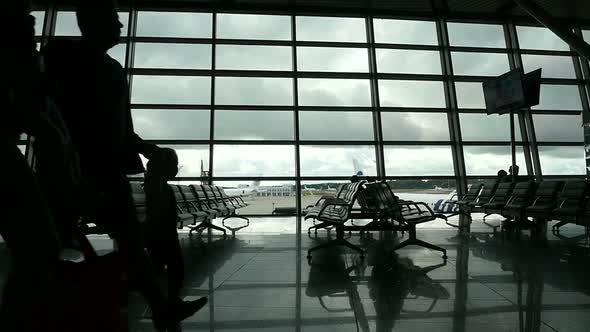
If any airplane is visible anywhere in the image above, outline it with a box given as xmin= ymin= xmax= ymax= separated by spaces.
xmin=222 ymin=180 xmax=261 ymax=197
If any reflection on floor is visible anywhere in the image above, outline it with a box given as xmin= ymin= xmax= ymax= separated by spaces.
xmin=2 ymin=216 xmax=590 ymax=332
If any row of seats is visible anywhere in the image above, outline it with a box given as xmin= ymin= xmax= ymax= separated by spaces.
xmin=447 ymin=179 xmax=590 ymax=233
xmin=305 ymin=181 xmax=447 ymax=261
xmin=130 ymin=183 xmax=250 ymax=237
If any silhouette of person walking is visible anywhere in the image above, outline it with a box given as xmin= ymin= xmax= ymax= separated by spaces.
xmin=0 ymin=1 xmax=61 ymax=330
xmin=43 ymin=1 xmax=206 ymax=330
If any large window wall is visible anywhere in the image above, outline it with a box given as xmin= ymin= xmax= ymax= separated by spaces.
xmin=29 ymin=6 xmax=590 ymax=215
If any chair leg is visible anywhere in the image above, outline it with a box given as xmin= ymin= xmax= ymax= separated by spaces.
xmin=222 ymin=214 xmax=250 ymax=236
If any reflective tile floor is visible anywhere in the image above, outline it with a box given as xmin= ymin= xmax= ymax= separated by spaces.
xmin=2 ymin=215 xmax=590 ymax=332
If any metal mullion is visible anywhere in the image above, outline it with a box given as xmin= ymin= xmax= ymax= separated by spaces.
xmin=536 ymin=142 xmax=585 ymax=146
xmin=213 ymin=140 xmax=296 ymax=145
xmin=295 ymin=41 xmax=368 ymax=48
xmin=144 ymin=140 xmax=210 ymax=145
xmin=377 ymin=73 xmax=445 ymax=81
xmin=298 ymin=141 xmax=376 ymax=146
xmin=371 ymin=43 xmax=440 ymax=51
xmin=292 ymin=14 xmax=302 ymax=220
xmin=437 ymin=18 xmax=467 ymax=216
xmin=382 ymin=141 xmax=451 ymax=145
xmin=505 ymin=20 xmax=535 ymax=178
xmin=297 ymin=72 xmax=370 ymax=79
xmin=518 ymin=49 xmax=576 ymax=56
xmin=298 ymin=106 xmax=372 ymax=112
xmin=462 ymin=141 xmax=525 ymax=146
xmin=133 ymin=36 xmax=213 ymax=44
xmin=383 ymin=175 xmax=456 ymax=180
xmin=208 ymin=11 xmax=217 ymax=185
xmin=131 ymin=104 xmax=211 ymax=110
xmin=448 ymin=46 xmax=510 ymax=53
xmin=364 ymin=0 xmax=385 ymax=181
xmin=532 ymin=110 xmax=583 ymax=115
xmin=380 ymin=107 xmax=447 ymax=112
xmin=573 ymin=27 xmax=590 ymax=176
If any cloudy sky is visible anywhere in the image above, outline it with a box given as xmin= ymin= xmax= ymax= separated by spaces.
xmin=32 ymin=11 xmax=588 ymax=179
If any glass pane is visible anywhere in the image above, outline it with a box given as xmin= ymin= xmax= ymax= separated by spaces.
xmin=299 ymin=112 xmax=374 ymax=141
xmin=532 ymin=85 xmax=582 ymax=110
xmin=516 ymin=26 xmax=569 ymax=51
xmin=297 ymin=47 xmax=369 ymax=73
xmin=533 ymin=114 xmax=583 ymax=142
xmin=384 ymin=146 xmax=454 ymax=176
xmin=217 ymin=14 xmax=291 ymax=40
xmin=300 ymin=146 xmax=377 ymax=176
xmin=107 ymin=43 xmax=127 ymax=65
xmin=387 ymin=179 xmax=457 ymax=203
xmin=538 ymin=146 xmax=585 ymax=175
xmin=55 ymin=11 xmax=129 ymax=36
xmin=136 ymin=12 xmax=212 ymax=38
xmin=521 ymin=55 xmax=576 ymax=79
xmin=213 ymin=180 xmax=296 ymax=215
xmin=32 ymin=11 xmax=45 ymax=36
xmin=463 ymin=146 xmax=526 ymax=176
xmin=298 ymin=79 xmax=371 ymax=107
xmin=376 ymin=49 xmax=441 ymax=74
xmin=455 ymin=82 xmax=485 ymax=109
xmin=132 ymin=109 xmax=210 ymax=140
xmin=584 ymin=30 xmax=590 ymax=42
xmin=379 ymin=80 xmax=446 ymax=108
xmin=216 ymin=45 xmax=291 ymax=71
xmin=213 ymin=145 xmax=295 ymax=177
xmin=296 ymin=16 xmax=366 ymax=42
xmin=131 ymin=76 xmax=211 ymax=105
xmin=447 ymin=23 xmax=505 ymax=48
xmin=460 ymin=113 xmax=512 ymax=141
xmin=373 ymin=19 xmax=438 ymax=45
xmin=18 ymin=145 xmax=26 ymax=155
xmin=158 ymin=145 xmax=209 ymax=177
xmin=451 ymin=52 xmax=509 ymax=76
xmin=215 ymin=111 xmax=294 ymax=140
xmin=134 ymin=43 xmax=211 ymax=69
xmin=215 ymin=77 xmax=292 ymax=106
xmin=381 ymin=112 xmax=449 ymax=141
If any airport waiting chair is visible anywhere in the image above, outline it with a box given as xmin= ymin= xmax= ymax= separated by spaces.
xmin=500 ymin=181 xmax=539 ymax=229
xmin=174 ymin=185 xmax=221 ymax=236
xmin=307 ymin=183 xmax=354 ymax=235
xmin=481 ymin=182 xmax=515 ymax=221
xmin=366 ymin=181 xmax=447 ymax=260
xmin=443 ymin=183 xmax=484 ymax=228
xmin=552 ymin=180 xmax=590 ymax=233
xmin=466 ymin=181 xmax=499 ymax=215
xmin=210 ymin=186 xmax=250 ymax=236
xmin=305 ymin=182 xmax=365 ymax=261
xmin=524 ymin=181 xmax=565 ymax=220
xmin=215 ymin=186 xmax=248 ymax=208
xmin=177 ymin=185 xmax=226 ymax=237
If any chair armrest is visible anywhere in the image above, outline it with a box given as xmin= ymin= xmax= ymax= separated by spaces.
xmin=530 ymin=196 xmax=542 ymax=207
xmin=558 ymin=198 xmax=568 ymax=208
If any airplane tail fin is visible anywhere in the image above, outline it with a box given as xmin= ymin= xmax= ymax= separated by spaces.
xmin=353 ymin=158 xmax=363 ymax=176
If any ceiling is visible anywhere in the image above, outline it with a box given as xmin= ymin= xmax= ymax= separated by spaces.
xmin=41 ymin=0 xmax=590 ymax=23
